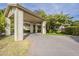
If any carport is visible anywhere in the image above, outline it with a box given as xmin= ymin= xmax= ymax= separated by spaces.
xmin=4 ymin=4 xmax=46 ymax=41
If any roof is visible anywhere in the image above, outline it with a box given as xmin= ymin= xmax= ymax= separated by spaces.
xmin=4 ymin=4 xmax=43 ymax=20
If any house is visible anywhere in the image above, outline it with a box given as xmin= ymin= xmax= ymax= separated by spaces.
xmin=4 ymin=4 xmax=47 ymax=41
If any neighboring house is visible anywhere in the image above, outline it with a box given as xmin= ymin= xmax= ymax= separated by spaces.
xmin=59 ymin=25 xmax=65 ymax=32
xmin=58 ymin=24 xmax=70 ymax=32
xmin=4 ymin=4 xmax=47 ymax=41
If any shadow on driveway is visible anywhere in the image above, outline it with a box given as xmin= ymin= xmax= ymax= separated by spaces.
xmin=69 ymin=36 xmax=79 ymax=43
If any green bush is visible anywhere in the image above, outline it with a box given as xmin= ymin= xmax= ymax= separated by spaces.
xmin=48 ymin=29 xmax=53 ymax=33
xmin=64 ymin=26 xmax=79 ymax=36
xmin=64 ymin=26 xmax=73 ymax=35
xmin=73 ymin=26 xmax=79 ymax=36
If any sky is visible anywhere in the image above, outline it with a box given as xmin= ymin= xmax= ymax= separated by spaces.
xmin=0 ymin=3 xmax=79 ymax=20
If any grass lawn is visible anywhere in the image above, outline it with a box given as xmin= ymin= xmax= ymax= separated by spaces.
xmin=0 ymin=36 xmax=30 ymax=56
xmin=47 ymin=33 xmax=66 ymax=36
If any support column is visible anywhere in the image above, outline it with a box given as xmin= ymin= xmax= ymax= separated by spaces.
xmin=42 ymin=21 xmax=46 ymax=34
xmin=35 ymin=24 xmax=38 ymax=33
xmin=5 ymin=17 xmax=11 ymax=36
xmin=30 ymin=23 xmax=33 ymax=33
xmin=14 ymin=8 xmax=23 ymax=41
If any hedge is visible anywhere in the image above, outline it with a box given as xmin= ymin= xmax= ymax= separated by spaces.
xmin=64 ymin=26 xmax=79 ymax=36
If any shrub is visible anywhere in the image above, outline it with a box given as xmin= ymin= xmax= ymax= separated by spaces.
xmin=64 ymin=26 xmax=79 ymax=36
xmin=64 ymin=26 xmax=73 ymax=35
xmin=72 ymin=26 xmax=79 ymax=36
xmin=48 ymin=29 xmax=53 ymax=33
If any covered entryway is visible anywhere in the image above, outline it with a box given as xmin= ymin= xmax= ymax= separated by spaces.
xmin=4 ymin=4 xmax=47 ymax=41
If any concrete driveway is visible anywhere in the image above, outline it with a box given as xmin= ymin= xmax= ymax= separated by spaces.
xmin=26 ymin=33 xmax=79 ymax=56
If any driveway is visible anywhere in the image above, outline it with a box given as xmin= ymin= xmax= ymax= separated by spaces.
xmin=26 ymin=33 xmax=79 ymax=56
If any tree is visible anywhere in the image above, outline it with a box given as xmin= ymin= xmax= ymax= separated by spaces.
xmin=46 ymin=13 xmax=73 ymax=31
xmin=34 ymin=9 xmax=47 ymax=20
xmin=34 ymin=10 xmax=74 ymax=32
xmin=0 ymin=9 xmax=5 ymax=34
xmin=52 ymin=13 xmax=73 ymax=25
xmin=72 ymin=20 xmax=79 ymax=26
xmin=34 ymin=10 xmax=51 ymax=31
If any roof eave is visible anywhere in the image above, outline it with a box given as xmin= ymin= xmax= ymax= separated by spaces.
xmin=4 ymin=4 xmax=44 ymax=20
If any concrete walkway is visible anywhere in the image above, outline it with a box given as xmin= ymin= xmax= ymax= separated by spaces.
xmin=26 ymin=33 xmax=79 ymax=56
